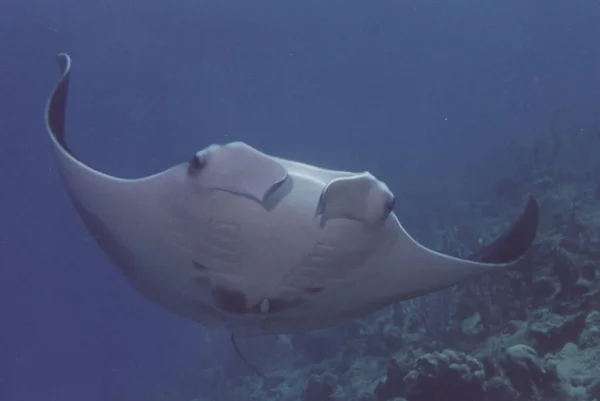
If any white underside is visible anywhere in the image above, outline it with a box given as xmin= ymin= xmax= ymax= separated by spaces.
xmin=52 ymin=141 xmax=515 ymax=334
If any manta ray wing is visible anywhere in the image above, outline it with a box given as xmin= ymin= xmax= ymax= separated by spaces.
xmin=393 ymin=194 xmax=539 ymax=298
xmin=331 ymin=194 xmax=539 ymax=323
xmin=253 ymin=194 xmax=539 ymax=334
xmin=45 ymin=54 xmax=232 ymax=326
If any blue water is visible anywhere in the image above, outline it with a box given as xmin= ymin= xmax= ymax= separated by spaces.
xmin=1 ymin=0 xmax=599 ymax=400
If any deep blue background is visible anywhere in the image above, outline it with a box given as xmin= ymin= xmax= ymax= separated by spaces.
xmin=1 ymin=0 xmax=599 ymax=400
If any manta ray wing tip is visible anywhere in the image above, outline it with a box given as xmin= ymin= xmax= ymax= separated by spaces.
xmin=470 ymin=193 xmax=539 ymax=265
xmin=55 ymin=53 xmax=71 ymax=70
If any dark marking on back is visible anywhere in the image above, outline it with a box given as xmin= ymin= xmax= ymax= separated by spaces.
xmin=305 ymin=287 xmax=324 ymax=294
xmin=211 ymin=285 xmax=248 ymax=315
xmin=71 ymin=197 xmax=137 ymax=278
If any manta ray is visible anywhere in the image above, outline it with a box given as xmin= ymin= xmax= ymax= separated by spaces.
xmin=45 ymin=53 xmax=539 ymax=337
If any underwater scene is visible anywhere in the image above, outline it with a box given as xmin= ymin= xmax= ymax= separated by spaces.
xmin=1 ymin=1 xmax=600 ymax=400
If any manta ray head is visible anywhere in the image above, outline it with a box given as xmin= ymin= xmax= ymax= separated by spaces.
xmin=186 ymin=142 xmax=289 ymax=205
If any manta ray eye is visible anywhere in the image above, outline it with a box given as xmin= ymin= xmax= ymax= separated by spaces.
xmin=187 ymin=154 xmax=206 ymax=174
xmin=386 ymin=197 xmax=396 ymax=212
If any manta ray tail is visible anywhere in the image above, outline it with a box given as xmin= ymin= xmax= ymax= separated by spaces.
xmin=230 ymin=333 xmax=267 ymax=379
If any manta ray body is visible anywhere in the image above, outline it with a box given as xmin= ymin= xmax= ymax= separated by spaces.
xmin=45 ymin=54 xmax=539 ymax=335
